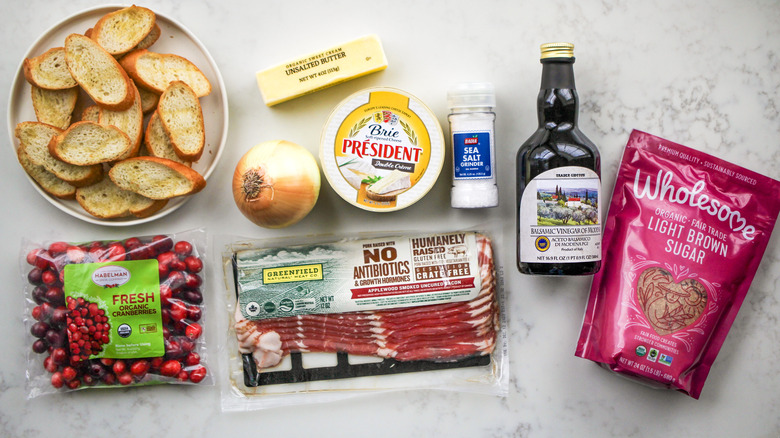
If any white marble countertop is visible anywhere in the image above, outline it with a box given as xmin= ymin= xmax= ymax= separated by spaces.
xmin=2 ymin=0 xmax=779 ymax=436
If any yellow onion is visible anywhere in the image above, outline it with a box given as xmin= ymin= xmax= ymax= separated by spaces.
xmin=232 ymin=140 xmax=321 ymax=228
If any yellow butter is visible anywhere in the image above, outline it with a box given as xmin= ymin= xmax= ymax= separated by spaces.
xmin=256 ymin=35 xmax=388 ymax=106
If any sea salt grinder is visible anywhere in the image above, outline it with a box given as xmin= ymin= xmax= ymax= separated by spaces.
xmin=447 ymin=82 xmax=499 ymax=208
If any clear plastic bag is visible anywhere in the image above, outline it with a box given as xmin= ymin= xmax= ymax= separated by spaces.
xmin=22 ymin=228 xmax=211 ymax=398
xmin=217 ymin=228 xmax=508 ymax=411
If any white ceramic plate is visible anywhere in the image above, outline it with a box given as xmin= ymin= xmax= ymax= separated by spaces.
xmin=7 ymin=5 xmax=229 ymax=226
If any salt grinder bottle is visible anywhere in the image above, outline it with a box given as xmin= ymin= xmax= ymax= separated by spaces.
xmin=447 ymin=83 xmax=499 ymax=208
xmin=516 ymin=43 xmax=602 ymax=275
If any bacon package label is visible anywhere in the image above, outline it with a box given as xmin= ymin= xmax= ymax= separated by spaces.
xmin=234 ymin=232 xmax=483 ymax=320
xmin=575 ymin=130 xmax=780 ymax=399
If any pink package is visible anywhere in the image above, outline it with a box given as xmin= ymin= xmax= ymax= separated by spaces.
xmin=575 ymin=130 xmax=780 ymax=398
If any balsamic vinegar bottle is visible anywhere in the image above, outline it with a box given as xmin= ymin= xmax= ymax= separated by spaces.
xmin=516 ymin=43 xmax=602 ymax=276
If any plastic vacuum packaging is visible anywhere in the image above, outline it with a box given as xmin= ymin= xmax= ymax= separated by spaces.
xmin=22 ymin=229 xmax=211 ymax=398
xmin=576 ymin=130 xmax=780 ymax=398
xmin=218 ymin=229 xmax=508 ymax=410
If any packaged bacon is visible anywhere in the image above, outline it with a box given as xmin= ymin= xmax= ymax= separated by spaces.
xmin=576 ymin=130 xmax=780 ymax=398
xmin=22 ymin=229 xmax=211 ymax=397
xmin=219 ymin=230 xmax=507 ymax=410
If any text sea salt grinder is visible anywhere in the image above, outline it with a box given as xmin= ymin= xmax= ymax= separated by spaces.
xmin=516 ymin=43 xmax=602 ymax=275
xmin=447 ymin=83 xmax=499 ymax=208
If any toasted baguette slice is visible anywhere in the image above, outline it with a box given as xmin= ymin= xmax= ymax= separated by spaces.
xmin=76 ymin=176 xmax=167 ymax=218
xmin=23 ymin=47 xmax=78 ymax=90
xmin=64 ymin=33 xmax=134 ymax=110
xmin=15 ymin=122 xmax=103 ymax=187
xmin=91 ymin=6 xmax=156 ymax=56
xmin=31 ymin=85 xmax=79 ymax=129
xmin=145 ymin=111 xmax=190 ymax=165
xmin=120 ymin=49 xmax=211 ymax=97
xmin=17 ymin=146 xmax=76 ymax=199
xmin=137 ymin=83 xmax=159 ymax=113
xmin=49 ymin=121 xmax=133 ymax=165
xmin=99 ymin=83 xmax=143 ymax=157
xmin=81 ymin=105 xmax=100 ymax=122
xmin=134 ymin=23 xmax=160 ymax=51
xmin=109 ymin=156 xmax=206 ymax=199
xmin=157 ymin=81 xmax=205 ymax=161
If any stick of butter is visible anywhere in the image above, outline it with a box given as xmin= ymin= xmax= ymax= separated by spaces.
xmin=256 ymin=35 xmax=388 ymax=107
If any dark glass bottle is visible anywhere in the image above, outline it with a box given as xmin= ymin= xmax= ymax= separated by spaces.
xmin=516 ymin=43 xmax=602 ymax=276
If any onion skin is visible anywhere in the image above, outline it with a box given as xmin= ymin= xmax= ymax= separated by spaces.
xmin=232 ymin=140 xmax=321 ymax=228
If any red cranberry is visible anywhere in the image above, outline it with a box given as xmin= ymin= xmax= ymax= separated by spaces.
xmin=157 ymin=251 xmax=177 ymax=267
xmin=184 ymin=273 xmax=202 ymax=289
xmin=28 ymin=267 xmax=43 ymax=285
xmin=101 ymin=373 xmax=117 ymax=385
xmin=185 ymin=323 xmax=202 ymax=340
xmin=31 ymin=321 xmax=50 ymax=338
xmin=41 ymin=269 xmax=58 ymax=286
xmin=169 ymin=301 xmax=188 ymax=322
xmin=48 ymin=241 xmax=68 ymax=256
xmin=82 ymin=374 xmax=97 ymax=386
xmin=159 ymin=359 xmax=182 ymax=377
xmin=150 ymin=357 xmax=164 ymax=369
xmin=66 ymin=378 xmax=81 ymax=389
xmin=151 ymin=235 xmax=174 ymax=254
xmin=130 ymin=359 xmax=150 ymax=376
xmin=45 ymin=287 xmax=65 ymax=306
xmin=100 ymin=358 xmax=115 ymax=366
xmin=166 ymin=271 xmax=185 ymax=290
xmin=26 ymin=248 xmax=45 ymax=266
xmin=32 ymin=339 xmax=49 ymax=353
xmin=174 ymin=241 xmax=193 ymax=257
xmin=184 ymin=256 xmax=203 ymax=273
xmin=179 ymin=337 xmax=195 ymax=353
xmin=158 ymin=263 xmax=170 ymax=278
xmin=113 ymin=360 xmax=127 ymax=375
xmin=51 ymin=372 xmax=64 ymax=388
xmin=61 ymin=366 xmax=77 ymax=381
xmin=51 ymin=348 xmax=68 ymax=364
xmin=45 ymin=329 xmax=65 ymax=348
xmin=104 ymin=243 xmax=126 ymax=262
xmin=124 ymin=237 xmax=142 ymax=251
xmin=66 ymin=246 xmax=86 ymax=264
xmin=50 ymin=307 xmax=68 ymax=327
xmin=176 ymin=370 xmax=189 ymax=381
xmin=44 ymin=355 xmax=58 ymax=373
xmin=186 ymin=305 xmax=202 ymax=322
xmin=88 ymin=362 xmax=106 ymax=377
xmin=31 ymin=285 xmax=47 ymax=304
xmin=184 ymin=352 xmax=200 ymax=366
xmin=117 ymin=372 xmax=133 ymax=385
xmin=87 ymin=246 xmax=106 ymax=262
xmin=189 ymin=366 xmax=207 ymax=383
xmin=164 ymin=339 xmax=183 ymax=359
xmin=182 ymin=289 xmax=203 ymax=305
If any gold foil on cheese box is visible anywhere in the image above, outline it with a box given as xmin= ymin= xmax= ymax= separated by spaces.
xmin=320 ymin=87 xmax=444 ymax=212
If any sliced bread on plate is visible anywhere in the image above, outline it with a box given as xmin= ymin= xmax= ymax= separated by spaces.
xmin=49 ymin=121 xmax=133 ymax=166
xmin=16 ymin=121 xmax=103 ymax=187
xmin=109 ymin=156 xmax=205 ymax=199
xmin=23 ymin=47 xmax=78 ymax=90
xmin=64 ymin=33 xmax=134 ymax=110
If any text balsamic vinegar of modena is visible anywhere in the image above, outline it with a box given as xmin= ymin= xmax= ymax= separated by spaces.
xmin=516 ymin=43 xmax=602 ymax=276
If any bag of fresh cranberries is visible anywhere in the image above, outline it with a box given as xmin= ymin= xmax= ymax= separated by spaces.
xmin=22 ymin=229 xmax=211 ymax=397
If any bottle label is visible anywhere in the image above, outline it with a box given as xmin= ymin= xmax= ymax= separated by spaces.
xmin=519 ymin=166 xmax=602 ymax=263
xmin=452 ymin=131 xmax=493 ymax=179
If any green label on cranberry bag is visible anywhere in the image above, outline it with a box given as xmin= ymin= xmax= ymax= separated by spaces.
xmin=63 ymin=260 xmax=164 ymax=360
